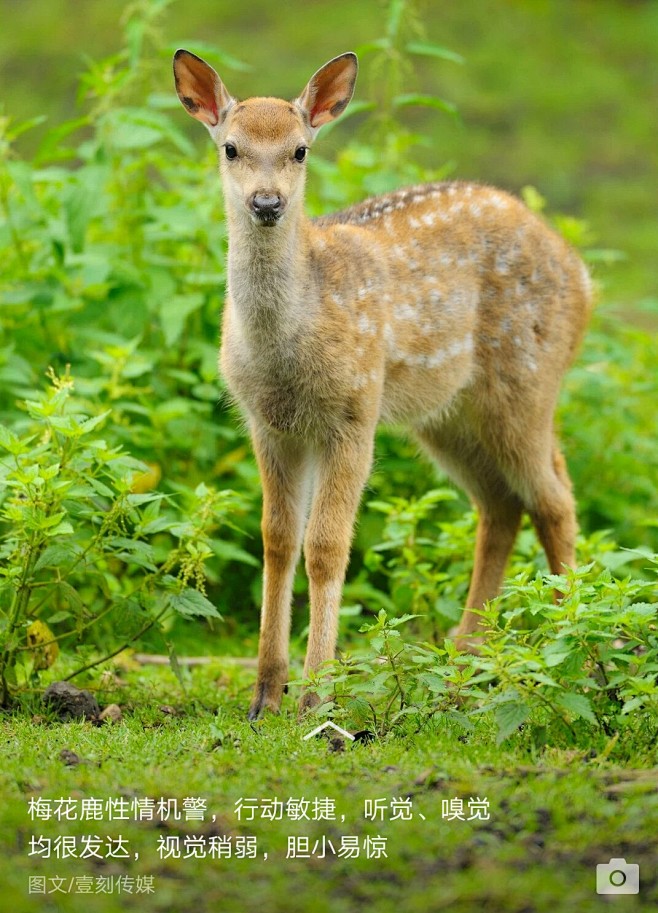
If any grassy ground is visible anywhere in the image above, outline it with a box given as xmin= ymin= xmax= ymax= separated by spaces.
xmin=1 ymin=662 xmax=656 ymax=913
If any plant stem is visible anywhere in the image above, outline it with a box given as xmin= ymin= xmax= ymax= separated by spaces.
xmin=63 ymin=604 xmax=172 ymax=682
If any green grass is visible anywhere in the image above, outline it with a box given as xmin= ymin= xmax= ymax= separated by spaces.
xmin=1 ymin=664 xmax=656 ymax=913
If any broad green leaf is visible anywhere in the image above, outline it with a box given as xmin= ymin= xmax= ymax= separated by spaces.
xmin=160 ymin=294 xmax=205 ymax=347
xmin=556 ymin=692 xmax=598 ymax=724
xmin=393 ymin=94 xmax=459 ymax=117
xmin=495 ymin=700 xmax=530 ymax=744
xmin=0 ymin=425 xmax=24 ymax=454
xmin=406 ymin=41 xmax=465 ymax=65
xmin=169 ymin=588 xmax=222 ymax=619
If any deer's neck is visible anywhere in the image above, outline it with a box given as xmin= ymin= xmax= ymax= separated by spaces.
xmin=226 ymin=208 xmax=312 ymax=339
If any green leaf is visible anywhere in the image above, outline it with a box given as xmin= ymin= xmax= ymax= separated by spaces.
xmin=159 ymin=294 xmax=205 ymax=347
xmin=64 ymin=165 xmax=107 ymax=253
xmin=0 ymin=425 xmax=29 ymax=454
xmin=107 ymin=537 xmax=157 ymax=571
xmin=6 ymin=114 xmax=48 ymax=142
xmin=34 ymin=116 xmax=90 ymax=165
xmin=621 ymin=696 xmax=646 ymax=715
xmin=78 ymin=411 xmax=111 ymax=435
xmin=406 ymin=41 xmax=465 ymax=65
xmin=51 ymin=580 xmax=85 ymax=614
xmin=354 ymin=39 xmax=390 ymax=55
xmin=556 ymin=692 xmax=598 ymax=724
xmin=101 ymin=108 xmax=182 ymax=151
xmin=495 ymin=700 xmax=530 ymax=744
xmin=167 ymin=639 xmax=186 ymax=689
xmin=45 ymin=611 xmax=73 ymax=625
xmin=34 ymin=544 xmax=78 ymax=573
xmin=212 ymin=540 xmax=260 ymax=568
xmin=169 ymin=588 xmax=222 ymax=619
xmin=388 ymin=613 xmax=422 ymax=627
xmin=542 ymin=640 xmax=574 ymax=667
xmin=45 ymin=520 xmax=74 ymax=538
xmin=393 ymin=94 xmax=459 ymax=117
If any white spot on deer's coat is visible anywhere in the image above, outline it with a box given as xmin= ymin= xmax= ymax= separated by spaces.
xmin=391 ymin=334 xmax=473 ymax=371
xmin=495 ymin=251 xmax=511 ymax=275
xmin=357 ymin=313 xmax=372 ymax=334
xmin=393 ymin=303 xmax=416 ymax=321
xmin=489 ymin=194 xmax=509 ymax=210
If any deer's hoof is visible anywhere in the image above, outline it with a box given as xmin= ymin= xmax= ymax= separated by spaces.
xmin=297 ymin=689 xmax=321 ymax=718
xmin=247 ymin=678 xmax=286 ymax=720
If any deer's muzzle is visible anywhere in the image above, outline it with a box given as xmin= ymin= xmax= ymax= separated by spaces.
xmin=249 ymin=192 xmax=285 ymax=226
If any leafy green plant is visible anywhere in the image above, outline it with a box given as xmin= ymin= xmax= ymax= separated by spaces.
xmin=363 ymin=489 xmax=470 ymax=638
xmin=0 ymin=368 xmax=244 ymax=703
xmin=302 ymin=534 xmax=657 ymax=747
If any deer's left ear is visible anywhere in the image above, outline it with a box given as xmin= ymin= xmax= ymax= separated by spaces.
xmin=173 ymin=49 xmax=234 ymax=131
xmin=296 ymin=53 xmax=358 ymax=133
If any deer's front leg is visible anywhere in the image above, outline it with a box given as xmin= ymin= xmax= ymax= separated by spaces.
xmin=300 ymin=433 xmax=374 ymax=713
xmin=249 ymin=430 xmax=311 ymax=720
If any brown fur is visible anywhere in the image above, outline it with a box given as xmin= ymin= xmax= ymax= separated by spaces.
xmin=173 ymin=50 xmax=593 ymax=719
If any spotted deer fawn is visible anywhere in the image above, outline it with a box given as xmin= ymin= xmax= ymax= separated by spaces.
xmin=173 ymin=49 xmax=593 ymax=719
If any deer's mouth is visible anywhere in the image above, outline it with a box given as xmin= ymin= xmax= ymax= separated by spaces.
xmin=253 ymin=210 xmax=282 ymax=227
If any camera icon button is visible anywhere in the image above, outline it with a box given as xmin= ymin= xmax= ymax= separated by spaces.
xmin=596 ymin=858 xmax=640 ymax=895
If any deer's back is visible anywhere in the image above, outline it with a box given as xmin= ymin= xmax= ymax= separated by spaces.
xmin=312 ymin=181 xmax=592 ymax=427
xmin=222 ymin=181 xmax=592 ymax=439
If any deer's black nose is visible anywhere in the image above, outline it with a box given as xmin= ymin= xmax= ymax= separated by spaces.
xmin=250 ymin=193 xmax=284 ymax=223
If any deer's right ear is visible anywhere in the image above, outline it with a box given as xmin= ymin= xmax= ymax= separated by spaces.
xmin=173 ymin=49 xmax=234 ymax=130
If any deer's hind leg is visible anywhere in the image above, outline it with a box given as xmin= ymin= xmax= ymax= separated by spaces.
xmin=415 ymin=422 xmax=524 ymax=651
xmin=518 ymin=438 xmax=578 ymax=578
xmin=473 ymin=416 xmax=579 ymax=603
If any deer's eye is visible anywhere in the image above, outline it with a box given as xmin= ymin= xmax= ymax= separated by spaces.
xmin=294 ymin=146 xmax=307 ymax=163
xmin=225 ymin=144 xmax=238 ymax=160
